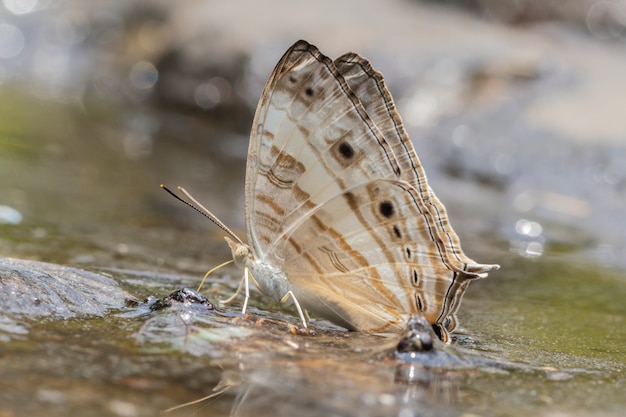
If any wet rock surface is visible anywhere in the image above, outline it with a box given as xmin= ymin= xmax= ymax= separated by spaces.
xmin=0 ymin=257 xmax=131 ymax=338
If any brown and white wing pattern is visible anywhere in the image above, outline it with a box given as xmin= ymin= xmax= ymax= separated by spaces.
xmin=334 ymin=53 xmax=489 ymax=275
xmin=244 ymin=40 xmax=498 ymax=334
xmin=282 ymin=179 xmax=473 ymax=333
xmin=245 ymin=40 xmax=400 ymax=262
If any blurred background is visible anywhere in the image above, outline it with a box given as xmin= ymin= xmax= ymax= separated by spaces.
xmin=1 ymin=0 xmax=626 ymax=272
xmin=2 ymin=1 xmax=626 ymax=416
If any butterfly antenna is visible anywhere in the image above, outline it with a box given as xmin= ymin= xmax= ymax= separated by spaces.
xmin=160 ymin=184 xmax=244 ymax=245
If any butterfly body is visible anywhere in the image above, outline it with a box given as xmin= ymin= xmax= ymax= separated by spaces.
xmin=225 ymin=237 xmax=290 ymax=304
xmin=225 ymin=40 xmax=498 ymax=337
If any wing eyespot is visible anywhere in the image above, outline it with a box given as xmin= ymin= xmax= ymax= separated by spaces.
xmin=416 ymin=294 xmax=424 ymax=312
xmin=338 ymin=141 xmax=355 ymax=159
xmin=379 ymin=200 xmax=394 ymax=218
xmin=412 ymin=269 xmax=419 ymax=286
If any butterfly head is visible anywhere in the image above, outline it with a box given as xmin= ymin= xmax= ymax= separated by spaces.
xmin=224 ymin=236 xmax=252 ymax=268
xmin=224 ymin=236 xmax=291 ymax=303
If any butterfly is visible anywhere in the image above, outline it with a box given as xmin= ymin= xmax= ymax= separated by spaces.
xmin=170 ymin=40 xmax=499 ymax=340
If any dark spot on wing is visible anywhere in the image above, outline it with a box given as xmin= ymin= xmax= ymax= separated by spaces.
xmin=416 ymin=294 xmax=424 ymax=311
xmin=338 ymin=141 xmax=354 ymax=159
xmin=305 ymin=87 xmax=314 ymax=97
xmin=412 ymin=269 xmax=419 ymax=286
xmin=344 ymin=191 xmax=358 ymax=210
xmin=432 ymin=324 xmax=445 ymax=342
xmin=393 ymin=224 xmax=402 ymax=239
xmin=379 ymin=200 xmax=394 ymax=218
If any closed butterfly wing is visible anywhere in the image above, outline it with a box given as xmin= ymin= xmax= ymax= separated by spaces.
xmin=244 ymin=40 xmax=498 ymax=334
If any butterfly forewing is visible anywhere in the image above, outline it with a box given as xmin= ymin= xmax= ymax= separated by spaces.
xmin=246 ymin=41 xmax=401 ymax=263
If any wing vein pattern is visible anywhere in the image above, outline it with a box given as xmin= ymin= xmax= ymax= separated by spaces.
xmin=243 ymin=40 xmax=498 ymax=333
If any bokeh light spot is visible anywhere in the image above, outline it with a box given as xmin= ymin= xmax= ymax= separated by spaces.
xmin=0 ymin=24 xmax=25 ymax=58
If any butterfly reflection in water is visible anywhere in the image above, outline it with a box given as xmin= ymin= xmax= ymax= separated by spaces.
xmin=166 ymin=40 xmax=499 ymax=342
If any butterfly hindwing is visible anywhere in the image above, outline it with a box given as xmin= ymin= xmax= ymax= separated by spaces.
xmin=282 ymin=179 xmax=471 ymax=332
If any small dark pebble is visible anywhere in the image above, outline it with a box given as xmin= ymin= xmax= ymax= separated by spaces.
xmin=150 ymin=288 xmax=215 ymax=311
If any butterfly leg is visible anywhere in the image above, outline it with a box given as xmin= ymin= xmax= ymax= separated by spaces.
xmin=241 ymin=266 xmax=251 ymax=315
xmin=280 ymin=290 xmax=308 ymax=329
xmin=219 ymin=272 xmax=245 ymax=305
xmin=218 ymin=267 xmax=252 ymax=316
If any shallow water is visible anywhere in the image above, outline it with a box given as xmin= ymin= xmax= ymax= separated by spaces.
xmin=1 ymin=88 xmax=625 ymax=417
xmin=0 ymin=251 xmax=624 ymax=416
xmin=2 ymin=2 xmax=626 ymax=416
